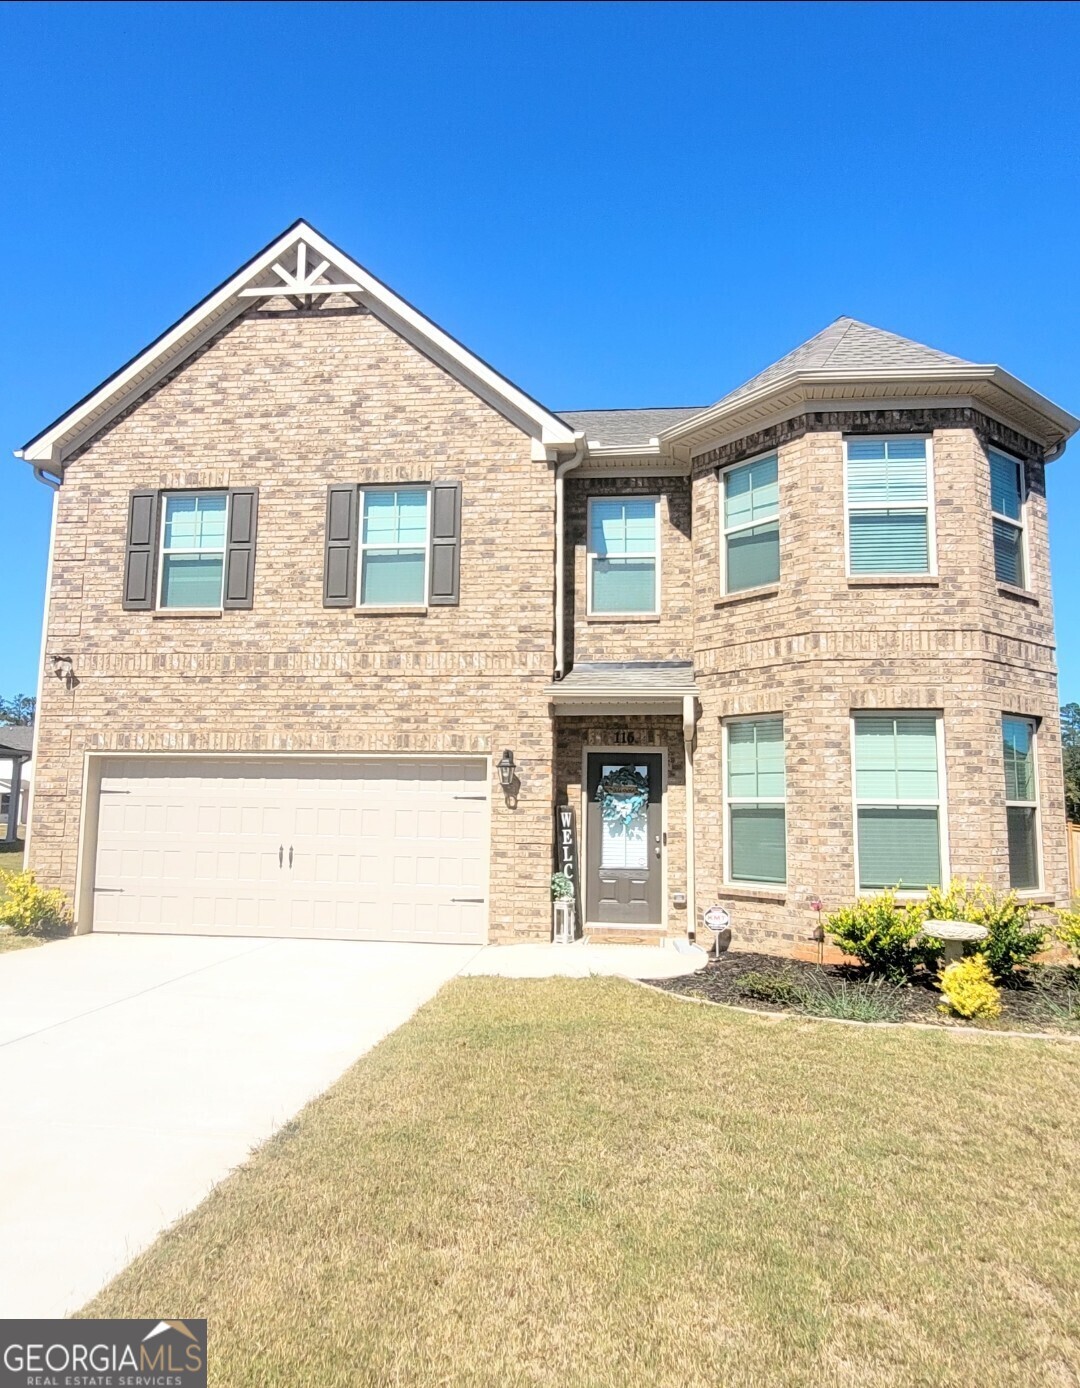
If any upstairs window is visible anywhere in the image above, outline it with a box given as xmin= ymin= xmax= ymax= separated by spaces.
xmin=1002 ymin=716 xmax=1040 ymax=890
xmin=853 ymin=713 xmax=944 ymax=891
xmin=159 ymin=493 xmax=228 ymax=609
xmin=722 ymin=454 xmax=779 ymax=593
xmin=587 ymin=498 xmax=658 ymax=615
xmin=359 ymin=488 xmax=430 ymax=606
xmin=989 ymin=449 xmax=1026 ymax=587
xmin=724 ymin=716 xmax=787 ymax=885
xmin=845 ymin=438 xmax=933 ymax=576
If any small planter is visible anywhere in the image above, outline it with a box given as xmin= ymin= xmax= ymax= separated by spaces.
xmin=553 ymin=898 xmax=576 ymax=945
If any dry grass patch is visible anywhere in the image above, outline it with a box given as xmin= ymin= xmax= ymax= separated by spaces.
xmin=84 ymin=978 xmax=1080 ymax=1387
xmin=0 ymin=931 xmax=41 ymax=953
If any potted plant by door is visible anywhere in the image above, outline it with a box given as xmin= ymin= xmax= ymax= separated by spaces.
xmin=551 ymin=872 xmax=576 ymax=944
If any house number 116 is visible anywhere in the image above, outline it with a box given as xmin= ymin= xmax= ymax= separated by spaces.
xmin=612 ymin=730 xmax=637 ymax=745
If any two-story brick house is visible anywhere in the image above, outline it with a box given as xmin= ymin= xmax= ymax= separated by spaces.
xmin=16 ymin=221 xmax=1077 ymax=954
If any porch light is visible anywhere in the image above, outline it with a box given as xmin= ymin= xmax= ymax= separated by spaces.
xmin=497 ymin=749 xmax=516 ymax=789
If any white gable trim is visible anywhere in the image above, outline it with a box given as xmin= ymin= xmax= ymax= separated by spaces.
xmin=18 ymin=220 xmax=576 ymax=467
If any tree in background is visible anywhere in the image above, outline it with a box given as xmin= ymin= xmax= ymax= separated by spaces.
xmin=1062 ymin=702 xmax=1080 ymax=823
xmin=0 ymin=695 xmax=35 ymax=727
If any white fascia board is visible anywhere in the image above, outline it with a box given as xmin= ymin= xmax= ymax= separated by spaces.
xmin=22 ymin=221 xmax=576 ymax=465
xmin=661 ymin=366 xmax=1078 ymax=457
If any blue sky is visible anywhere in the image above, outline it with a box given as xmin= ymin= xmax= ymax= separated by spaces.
xmin=2 ymin=0 xmax=1078 ymax=699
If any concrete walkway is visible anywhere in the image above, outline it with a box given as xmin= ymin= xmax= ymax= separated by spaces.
xmin=0 ymin=933 xmax=481 ymax=1318
xmin=462 ymin=938 xmax=708 ymax=979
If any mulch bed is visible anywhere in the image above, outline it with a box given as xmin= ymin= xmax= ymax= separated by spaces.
xmin=647 ymin=949 xmax=1080 ymax=1032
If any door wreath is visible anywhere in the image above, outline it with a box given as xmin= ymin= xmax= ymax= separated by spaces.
xmin=595 ymin=766 xmax=649 ymax=825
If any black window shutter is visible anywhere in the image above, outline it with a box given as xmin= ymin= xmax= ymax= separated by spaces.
xmin=223 ymin=488 xmax=259 ymax=609
xmin=324 ymin=485 xmax=359 ymax=606
xmin=123 ymin=491 xmax=160 ymax=610
xmin=429 ymin=481 xmax=462 ymax=606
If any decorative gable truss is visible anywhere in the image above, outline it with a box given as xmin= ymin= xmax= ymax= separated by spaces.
xmin=238 ymin=239 xmax=366 ymax=310
xmin=18 ymin=220 xmax=579 ymax=479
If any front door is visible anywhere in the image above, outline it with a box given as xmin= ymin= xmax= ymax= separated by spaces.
xmin=585 ymin=752 xmax=663 ymax=926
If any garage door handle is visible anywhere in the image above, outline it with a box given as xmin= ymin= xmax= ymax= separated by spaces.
xmin=279 ymin=844 xmax=283 ymax=867
xmin=452 ymin=897 xmax=484 ymax=903
xmin=454 ymin=795 xmax=487 ymax=800
xmin=289 ymin=846 xmax=294 ymax=868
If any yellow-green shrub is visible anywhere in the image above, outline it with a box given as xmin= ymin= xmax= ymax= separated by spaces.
xmin=915 ymin=881 xmax=1044 ymax=982
xmin=1056 ymin=909 xmax=1080 ymax=961
xmin=0 ymin=868 xmax=72 ymax=938
xmin=939 ymin=953 xmax=1002 ymax=1020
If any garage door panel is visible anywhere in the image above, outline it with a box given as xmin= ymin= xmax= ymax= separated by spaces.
xmin=93 ymin=757 xmax=489 ymax=943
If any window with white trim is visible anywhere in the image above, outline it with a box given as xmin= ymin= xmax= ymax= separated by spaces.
xmin=853 ymin=713 xmax=944 ymax=891
xmin=1002 ymin=716 xmax=1040 ymax=890
xmin=159 ymin=492 xmax=228 ymax=609
xmin=724 ymin=716 xmax=787 ymax=885
xmin=359 ymin=488 xmax=430 ymax=606
xmin=587 ymin=497 xmax=658 ymax=614
xmin=845 ymin=438 xmax=933 ymax=575
xmin=722 ymin=454 xmax=779 ymax=593
xmin=990 ymin=449 xmax=1026 ymax=587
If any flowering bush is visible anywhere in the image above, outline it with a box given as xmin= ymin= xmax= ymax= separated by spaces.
xmin=939 ymin=953 xmax=1002 ymax=1020
xmin=0 ymin=868 xmax=72 ymax=938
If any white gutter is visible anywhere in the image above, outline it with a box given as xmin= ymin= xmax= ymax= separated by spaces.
xmin=683 ymin=693 xmax=699 ymax=941
xmin=553 ymin=433 xmax=587 ymax=680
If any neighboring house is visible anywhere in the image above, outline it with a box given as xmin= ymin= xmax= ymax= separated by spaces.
xmin=0 ymin=726 xmax=33 ymax=843
xmin=14 ymin=220 xmax=1077 ymax=953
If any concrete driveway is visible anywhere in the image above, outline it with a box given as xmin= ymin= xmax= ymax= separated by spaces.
xmin=0 ymin=933 xmax=481 ymax=1317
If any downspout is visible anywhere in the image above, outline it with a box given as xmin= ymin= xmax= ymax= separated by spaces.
xmin=554 ymin=432 xmax=587 ymax=681
xmin=683 ymin=693 xmax=699 ymax=941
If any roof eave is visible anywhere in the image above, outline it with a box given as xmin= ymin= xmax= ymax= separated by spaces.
xmin=657 ymin=366 xmax=1078 ymax=456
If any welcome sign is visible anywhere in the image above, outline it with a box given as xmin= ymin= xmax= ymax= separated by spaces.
xmin=555 ymin=800 xmax=579 ymax=908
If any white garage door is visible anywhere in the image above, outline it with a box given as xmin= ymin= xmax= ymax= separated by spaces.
xmin=92 ymin=757 xmax=490 ymax=943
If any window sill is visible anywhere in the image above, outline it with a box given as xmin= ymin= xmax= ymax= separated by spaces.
xmin=997 ymin=583 xmax=1039 ymax=605
xmin=847 ymin=575 xmax=939 ymax=588
xmin=586 ymin=613 xmax=661 ymax=624
xmin=1016 ymin=891 xmax=1055 ymax=905
xmin=151 ymin=609 xmax=223 ymax=619
xmin=720 ymin=885 xmax=786 ymax=904
xmin=353 ymin=606 xmax=429 ymax=617
xmin=714 ymin=584 xmax=779 ymax=608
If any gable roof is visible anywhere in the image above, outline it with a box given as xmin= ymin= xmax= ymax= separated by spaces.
xmin=558 ymin=407 xmax=707 ymax=449
xmin=18 ymin=220 xmax=577 ymax=472
xmin=658 ymin=316 xmax=1078 ymax=457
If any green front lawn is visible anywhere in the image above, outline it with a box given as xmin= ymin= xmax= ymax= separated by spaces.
xmin=84 ymin=979 xmax=1080 ymax=1387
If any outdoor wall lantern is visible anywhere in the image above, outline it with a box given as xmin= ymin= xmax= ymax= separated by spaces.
xmin=497 ymin=749 xmax=516 ymax=790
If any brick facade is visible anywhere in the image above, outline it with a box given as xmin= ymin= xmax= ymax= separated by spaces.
xmin=30 ymin=301 xmax=557 ymax=942
xmin=28 ymin=297 xmax=1071 ymax=956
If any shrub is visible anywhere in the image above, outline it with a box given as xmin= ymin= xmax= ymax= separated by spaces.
xmin=796 ymin=975 xmax=906 ymax=1024
xmin=0 ymin=868 xmax=72 ymax=938
xmin=737 ymin=970 xmax=801 ymax=1006
xmin=550 ymin=872 xmax=574 ymax=902
xmin=917 ymin=882 xmax=1045 ymax=983
xmin=938 ymin=953 xmax=1002 ymax=1020
xmin=1031 ymin=975 xmax=1080 ymax=1028
xmin=825 ymin=891 xmax=934 ymax=981
xmin=1055 ymin=909 xmax=1080 ymax=961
